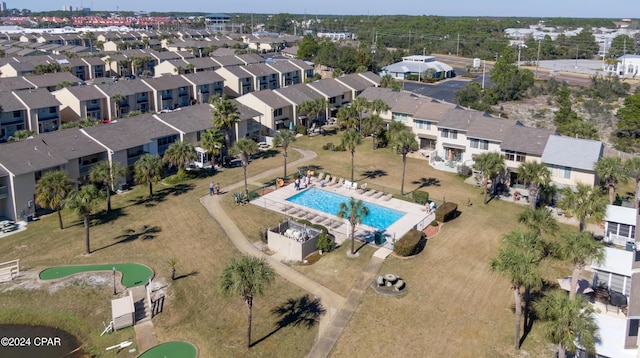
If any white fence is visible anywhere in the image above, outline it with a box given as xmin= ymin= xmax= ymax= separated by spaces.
xmin=0 ymin=259 xmax=19 ymax=283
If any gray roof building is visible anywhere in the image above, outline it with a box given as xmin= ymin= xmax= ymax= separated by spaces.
xmin=23 ymin=72 xmax=82 ymax=90
xmin=12 ymin=88 xmax=61 ymax=109
xmin=541 ymin=135 xmax=603 ymax=171
xmin=38 ymin=128 xmax=106 ymax=159
xmin=154 ymin=103 xmax=214 ymax=134
xmin=0 ymin=137 xmax=68 ymax=176
xmin=82 ymin=114 xmax=179 ymax=152
xmin=501 ymin=126 xmax=555 ymax=156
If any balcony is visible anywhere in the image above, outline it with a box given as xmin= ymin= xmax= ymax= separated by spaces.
xmin=161 ymin=93 xmax=173 ymax=100
xmin=0 ymin=185 xmax=7 ymax=200
xmin=127 ymin=152 xmax=146 ymax=167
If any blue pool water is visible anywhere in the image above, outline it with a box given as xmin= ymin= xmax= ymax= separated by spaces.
xmin=286 ymin=188 xmax=405 ymax=231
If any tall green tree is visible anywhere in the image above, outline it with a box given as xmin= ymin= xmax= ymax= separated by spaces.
xmin=533 ymin=290 xmax=598 ymax=358
xmin=230 ymin=139 xmax=258 ymax=198
xmin=555 ymin=232 xmax=605 ymax=300
xmin=341 ymin=129 xmax=362 ymax=182
xmin=64 ymin=184 xmax=103 ymax=254
xmin=350 ymin=96 xmax=370 ymax=134
xmin=272 ymin=130 xmax=296 ymax=178
xmin=608 ymin=34 xmax=636 ymax=57
xmin=361 ymin=114 xmax=385 ymax=150
xmin=111 ymin=93 xmax=126 ymax=119
xmin=35 ymin=170 xmax=73 ymax=230
xmin=490 ymin=46 xmax=534 ymax=101
xmin=379 ymin=74 xmax=401 ymax=91
xmin=616 ymin=93 xmax=640 ymax=152
xmin=370 ymin=99 xmax=390 ymax=116
xmin=211 ymin=97 xmax=240 ymax=151
xmin=336 ymin=105 xmax=359 ymax=130
xmin=594 ymin=156 xmax=630 ymax=205
xmin=163 ymin=140 xmax=197 ymax=177
xmin=517 ymin=207 xmax=558 ymax=237
xmin=473 ymin=152 xmax=506 ymax=204
xmin=89 ymin=160 xmax=126 ymax=212
xmin=517 ymin=161 xmax=551 ymax=208
xmin=337 ymin=197 xmax=369 ymax=255
xmin=390 ymin=129 xmax=418 ymax=195
xmin=134 ymin=154 xmax=164 ymax=199
xmin=220 ymin=255 xmax=275 ymax=349
xmin=557 ymin=183 xmax=607 ymax=232
xmin=490 ymin=235 xmax=543 ymax=350
xmin=200 ymin=128 xmax=224 ymax=168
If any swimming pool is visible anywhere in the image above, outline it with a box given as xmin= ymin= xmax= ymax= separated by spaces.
xmin=286 ymin=188 xmax=405 ymax=231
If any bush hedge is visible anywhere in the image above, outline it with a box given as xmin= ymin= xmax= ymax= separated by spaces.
xmin=296 ymin=219 xmax=328 ymax=235
xmin=394 ymin=229 xmax=426 ymax=257
xmin=435 ymin=202 xmax=458 ymax=222
xmin=316 ymin=233 xmax=335 ymax=252
xmin=295 ymin=125 xmax=307 ymax=135
xmin=412 ymin=190 xmax=429 ymax=205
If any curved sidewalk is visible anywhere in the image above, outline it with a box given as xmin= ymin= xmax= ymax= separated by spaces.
xmin=199 ymin=147 xmax=346 ymax=336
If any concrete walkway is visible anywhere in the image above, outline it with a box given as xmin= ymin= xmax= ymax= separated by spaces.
xmin=200 ymin=147 xmax=347 ymax=336
xmin=307 ymin=256 xmax=384 ymax=358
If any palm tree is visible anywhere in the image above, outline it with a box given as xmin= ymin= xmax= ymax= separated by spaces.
xmin=134 ymin=154 xmax=164 ymax=199
xmin=370 ymin=99 xmax=390 ymax=116
xmin=89 ymin=160 xmax=126 ymax=212
xmin=163 ymin=140 xmax=197 ymax=177
xmin=379 ymin=74 xmax=401 ymax=91
xmin=298 ymin=99 xmax=319 ymax=133
xmin=490 ymin=237 xmax=543 ymax=350
xmin=336 ymin=105 xmax=359 ymax=130
xmin=35 ymin=170 xmax=73 ymax=230
xmin=350 ymin=96 xmax=369 ymax=134
xmin=533 ymin=290 xmax=599 ymax=358
xmin=625 ymin=156 xmax=640 ymax=208
xmin=230 ymin=139 xmax=258 ymax=198
xmin=557 ymin=183 xmax=607 ymax=232
xmin=272 ymin=130 xmax=296 ymax=178
xmin=342 ymin=129 xmax=362 ymax=182
xmin=200 ymin=128 xmax=224 ymax=168
xmin=556 ymin=231 xmax=605 ymax=300
xmin=7 ymin=129 xmax=35 ymax=142
xmin=64 ymin=184 xmax=103 ymax=254
xmin=595 ymin=156 xmax=630 ymax=205
xmin=110 ymin=93 xmax=125 ymax=118
xmin=220 ymin=255 xmax=275 ymax=349
xmin=337 ymin=197 xmax=370 ymax=255
xmin=361 ymin=114 xmax=385 ymax=150
xmin=391 ymin=129 xmax=418 ymax=195
xmin=211 ymin=97 xmax=240 ymax=151
xmin=517 ymin=207 xmax=559 ymax=237
xmin=517 ymin=161 xmax=551 ymax=208
xmin=473 ymin=152 xmax=506 ymax=204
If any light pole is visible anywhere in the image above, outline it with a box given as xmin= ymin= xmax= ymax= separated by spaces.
xmin=112 ymin=267 xmax=117 ymax=295
xmin=601 ymin=36 xmax=606 ymax=71
xmin=481 ymin=60 xmax=486 ymax=90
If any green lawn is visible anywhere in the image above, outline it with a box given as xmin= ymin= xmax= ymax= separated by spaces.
xmin=39 ymin=263 xmax=153 ymax=288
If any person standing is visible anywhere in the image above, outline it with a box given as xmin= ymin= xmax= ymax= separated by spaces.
xmin=210 ymin=181 xmax=214 ymax=196
xmin=215 ymin=183 xmax=221 ymax=195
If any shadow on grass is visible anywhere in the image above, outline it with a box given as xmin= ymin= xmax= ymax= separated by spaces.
xmin=94 ymin=225 xmax=161 ymax=252
xmin=410 ymin=177 xmax=441 ymax=190
xmin=128 ymin=183 xmax=195 ymax=207
xmin=362 ymin=169 xmax=387 ymax=179
xmin=173 ymin=270 xmax=199 ymax=280
xmin=251 ymin=294 xmax=326 ymax=347
xmin=258 ymin=149 xmax=279 ymax=159
xmin=92 ymin=207 xmax=126 ymax=226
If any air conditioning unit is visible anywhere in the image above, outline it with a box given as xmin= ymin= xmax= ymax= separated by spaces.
xmin=117 ymin=183 xmax=129 ymax=191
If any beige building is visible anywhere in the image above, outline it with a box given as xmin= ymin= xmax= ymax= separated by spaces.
xmin=52 ymin=85 xmax=109 ymax=122
xmin=236 ymin=90 xmax=295 ymax=136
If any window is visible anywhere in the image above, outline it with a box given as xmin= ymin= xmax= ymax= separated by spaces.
xmin=329 ymin=97 xmax=336 ymax=104
xmin=91 ymin=99 xmax=97 ymax=104
xmin=273 ymin=108 xmax=283 ymax=117
xmin=505 ymin=150 xmax=525 ymax=162
xmin=441 ymin=129 xmax=458 ymax=139
xmin=441 ymin=129 xmax=449 ymax=138
xmin=49 ymin=107 xmax=56 ymax=113
xmin=197 ymin=131 xmax=201 ymax=141
xmin=393 ymin=113 xmax=409 ymax=122
xmin=415 ymin=120 xmax=431 ymax=130
xmin=549 ymin=164 xmax=571 ymax=179
xmin=470 ymin=139 xmax=488 ymax=150
xmin=13 ymin=111 xmax=21 ymax=118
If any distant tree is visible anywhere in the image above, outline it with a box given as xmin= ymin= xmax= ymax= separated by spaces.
xmin=35 ymin=170 xmax=73 ymax=230
xmin=111 ymin=93 xmax=125 ymax=119
xmin=134 ymin=154 xmax=164 ymax=199
xmin=89 ymin=161 xmax=126 ymax=212
xmin=379 ymin=74 xmax=401 ymax=91
xmin=163 ymin=140 xmax=197 ymax=177
xmin=490 ymin=46 xmax=534 ymax=102
xmin=230 ymin=139 xmax=258 ymax=199
xmin=473 ymin=152 xmax=506 ymax=204
xmin=615 ymin=93 xmax=640 ymax=152
xmin=390 ymin=129 xmax=418 ymax=195
xmin=341 ymin=130 xmax=362 ymax=182
xmin=608 ymin=34 xmax=636 ymax=57
xmin=200 ymin=128 xmax=225 ymax=168
xmin=594 ymin=156 xmax=630 ymax=205
xmin=64 ymin=184 xmax=103 ymax=255
xmin=211 ymin=96 xmax=240 ymax=151
xmin=297 ymin=35 xmax=319 ymax=61
xmin=350 ymin=96 xmax=370 ymax=134
xmin=272 ymin=130 xmax=296 ymax=178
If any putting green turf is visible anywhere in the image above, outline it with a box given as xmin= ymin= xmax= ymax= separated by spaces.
xmin=138 ymin=341 xmax=197 ymax=358
xmin=39 ymin=263 xmax=153 ymax=287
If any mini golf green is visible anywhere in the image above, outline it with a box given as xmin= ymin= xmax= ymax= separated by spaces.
xmin=39 ymin=263 xmax=153 ymax=288
xmin=138 ymin=341 xmax=197 ymax=358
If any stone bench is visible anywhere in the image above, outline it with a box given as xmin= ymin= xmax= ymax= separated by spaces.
xmin=394 ymin=280 xmax=405 ymax=292
xmin=376 ymin=275 xmax=385 ymax=286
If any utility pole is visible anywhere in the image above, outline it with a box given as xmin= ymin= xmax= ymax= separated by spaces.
xmin=622 ymin=37 xmax=627 ymax=77
xmin=456 ymin=33 xmax=460 ymax=57
xmin=575 ymin=44 xmax=579 ymax=69
xmin=535 ymin=38 xmax=542 ymax=78
xmin=517 ymin=45 xmax=521 ymax=68
xmin=482 ymin=60 xmax=486 ymax=90
xmin=408 ymin=31 xmax=411 ymax=53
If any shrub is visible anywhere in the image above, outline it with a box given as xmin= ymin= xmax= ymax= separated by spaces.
xmin=334 ymin=144 xmax=346 ymax=151
xmin=296 ymin=220 xmax=328 ymax=235
xmin=295 ymin=125 xmax=307 ymax=135
xmin=430 ymin=220 xmax=439 ymax=227
xmin=435 ymin=202 xmax=458 ymax=222
xmin=316 ymin=233 xmax=335 ymax=253
xmin=394 ymin=229 xmax=426 ymax=257
xmin=323 ymin=142 xmax=335 ymax=151
xmin=457 ymin=165 xmax=472 ymax=177
xmin=412 ymin=190 xmax=429 ymax=205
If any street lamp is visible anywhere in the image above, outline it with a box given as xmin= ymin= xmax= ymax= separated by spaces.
xmin=601 ymin=36 xmax=607 ymax=71
xmin=112 ymin=267 xmax=117 ymax=295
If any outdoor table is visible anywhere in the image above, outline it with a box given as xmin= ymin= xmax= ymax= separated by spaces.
xmin=384 ymin=274 xmax=398 ymax=284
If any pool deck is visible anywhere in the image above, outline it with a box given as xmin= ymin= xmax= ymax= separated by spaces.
xmin=250 ymin=180 xmax=432 ymax=251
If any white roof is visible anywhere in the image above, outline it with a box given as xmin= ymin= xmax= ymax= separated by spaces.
xmin=592 ymin=247 xmax=633 ymax=276
xmin=605 ymin=205 xmax=637 ymax=226
xmin=592 ymin=312 xmax=637 ymax=358
xmin=111 ymin=295 xmax=134 ymax=318
xmin=541 ymin=135 xmax=602 ymax=171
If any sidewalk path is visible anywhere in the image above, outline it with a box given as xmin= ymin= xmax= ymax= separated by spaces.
xmin=199 ymin=147 xmax=346 ymax=336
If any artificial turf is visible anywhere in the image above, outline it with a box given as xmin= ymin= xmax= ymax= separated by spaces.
xmin=39 ymin=263 xmax=153 ymax=287
xmin=138 ymin=341 xmax=197 ymax=358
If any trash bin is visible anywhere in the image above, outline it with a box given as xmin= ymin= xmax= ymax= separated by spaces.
xmin=374 ymin=232 xmax=385 ymax=245
xmin=626 ymin=241 xmax=636 ymax=252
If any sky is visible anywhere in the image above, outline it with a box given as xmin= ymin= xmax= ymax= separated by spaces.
xmin=11 ymin=0 xmax=638 ymax=19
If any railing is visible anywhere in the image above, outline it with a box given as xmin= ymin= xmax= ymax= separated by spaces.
xmin=605 ymin=233 xmax=633 ymax=248
xmin=161 ymin=93 xmax=172 ymax=100
xmin=0 ymin=259 xmax=19 ymax=282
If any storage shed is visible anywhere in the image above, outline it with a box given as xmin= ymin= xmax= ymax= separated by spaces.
xmin=111 ymin=292 xmax=135 ymax=330
xmin=268 ymin=220 xmax=322 ymax=261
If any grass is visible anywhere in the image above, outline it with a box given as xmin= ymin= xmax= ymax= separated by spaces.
xmin=39 ymin=263 xmax=154 ymax=288
xmin=0 ymin=130 xmax=615 ymax=357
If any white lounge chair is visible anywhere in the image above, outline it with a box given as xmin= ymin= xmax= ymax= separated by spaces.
xmin=343 ymin=180 xmax=352 ymax=189
xmin=351 ymin=182 xmax=358 ymax=190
